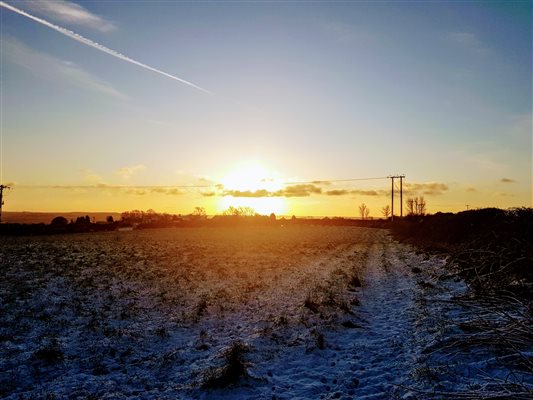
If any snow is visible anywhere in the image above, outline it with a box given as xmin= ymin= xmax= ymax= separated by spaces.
xmin=0 ymin=227 xmax=531 ymax=399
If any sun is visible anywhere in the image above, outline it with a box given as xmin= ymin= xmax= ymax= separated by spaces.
xmin=217 ymin=161 xmax=287 ymax=215
xmin=220 ymin=162 xmax=281 ymax=192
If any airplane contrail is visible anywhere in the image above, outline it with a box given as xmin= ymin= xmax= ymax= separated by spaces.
xmin=0 ymin=1 xmax=212 ymax=94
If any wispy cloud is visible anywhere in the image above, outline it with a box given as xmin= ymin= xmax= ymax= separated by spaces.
xmin=325 ymin=189 xmax=350 ymax=196
xmin=2 ymin=36 xmax=126 ymax=99
xmin=115 ymin=164 xmax=146 ymax=179
xmin=350 ymin=189 xmax=386 ymax=197
xmin=81 ymin=168 xmax=105 ymax=185
xmin=215 ymin=185 xmax=387 ymax=198
xmin=21 ymin=0 xmax=116 ymax=32
xmin=41 ymin=182 xmax=185 ymax=196
xmin=146 ymin=187 xmax=184 ymax=196
xmin=0 ymin=1 xmax=212 ymax=94
xmin=218 ymin=185 xmax=321 ymax=198
xmin=447 ymin=31 xmax=489 ymax=55
xmin=325 ymin=189 xmax=385 ymax=197
xmin=466 ymin=186 xmax=477 ymax=193
xmin=404 ymin=182 xmax=449 ymax=196
xmin=223 ymin=189 xmax=271 ymax=198
xmin=500 ymin=178 xmax=516 ymax=183
xmin=276 ymin=184 xmax=323 ymax=197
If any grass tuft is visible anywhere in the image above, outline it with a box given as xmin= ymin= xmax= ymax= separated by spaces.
xmin=201 ymin=341 xmax=250 ymax=389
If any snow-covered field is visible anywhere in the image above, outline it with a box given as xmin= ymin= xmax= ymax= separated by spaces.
xmin=1 ymin=226 xmax=531 ymax=399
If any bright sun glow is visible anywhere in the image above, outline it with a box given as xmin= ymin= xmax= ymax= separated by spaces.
xmin=217 ymin=162 xmax=288 ymax=215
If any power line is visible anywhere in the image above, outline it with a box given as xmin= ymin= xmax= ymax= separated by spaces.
xmin=282 ymin=176 xmax=388 ymax=185
xmin=14 ymin=184 xmax=214 ymax=189
xmin=11 ymin=176 xmax=391 ymax=190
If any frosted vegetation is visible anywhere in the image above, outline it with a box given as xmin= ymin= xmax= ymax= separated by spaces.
xmin=1 ymin=227 xmax=531 ymax=399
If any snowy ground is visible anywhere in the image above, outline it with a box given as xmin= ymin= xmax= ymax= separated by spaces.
xmin=1 ymin=227 xmax=531 ymax=399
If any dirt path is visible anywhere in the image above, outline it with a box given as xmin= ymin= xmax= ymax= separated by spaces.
xmin=195 ymin=230 xmax=459 ymax=399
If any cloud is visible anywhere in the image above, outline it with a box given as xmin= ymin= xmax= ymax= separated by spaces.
xmin=163 ymin=188 xmax=185 ymax=196
xmin=197 ymin=176 xmax=214 ymax=184
xmin=2 ymin=36 xmax=127 ymax=99
xmin=201 ymin=184 xmax=390 ymax=198
xmin=275 ymin=184 xmax=322 ymax=197
xmin=351 ymin=189 xmax=385 ymax=196
xmin=325 ymin=189 xmax=350 ymax=196
xmin=1 ymin=1 xmax=212 ymax=94
xmin=500 ymin=178 xmax=516 ymax=183
xmin=466 ymin=186 xmax=477 ymax=193
xmin=21 ymin=0 xmax=116 ymax=32
xmin=115 ymin=164 xmax=146 ymax=179
xmin=81 ymin=168 xmax=105 ymax=185
xmin=404 ymin=182 xmax=449 ymax=196
xmin=220 ymin=185 xmax=322 ymax=198
xmin=325 ymin=189 xmax=384 ymax=196
xmin=126 ymin=188 xmax=147 ymax=196
xmin=150 ymin=187 xmax=185 ymax=196
xmin=447 ymin=31 xmax=489 ymax=54
xmin=223 ymin=189 xmax=271 ymax=198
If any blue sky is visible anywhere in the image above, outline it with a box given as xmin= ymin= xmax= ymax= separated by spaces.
xmin=1 ymin=0 xmax=531 ymax=215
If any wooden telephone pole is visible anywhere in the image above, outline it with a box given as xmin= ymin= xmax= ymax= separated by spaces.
xmin=387 ymin=175 xmax=405 ymax=221
xmin=0 ymin=184 xmax=11 ymax=224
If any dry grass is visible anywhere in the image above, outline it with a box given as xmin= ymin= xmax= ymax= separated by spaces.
xmin=0 ymin=226 xmax=373 ymax=396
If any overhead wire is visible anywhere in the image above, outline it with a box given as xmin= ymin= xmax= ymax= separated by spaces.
xmin=12 ymin=176 xmax=391 ymax=190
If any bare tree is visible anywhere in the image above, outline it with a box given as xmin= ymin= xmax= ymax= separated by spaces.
xmin=359 ymin=203 xmax=370 ymax=220
xmin=192 ymin=206 xmax=207 ymax=217
xmin=406 ymin=198 xmax=415 ymax=216
xmin=406 ymin=196 xmax=426 ymax=216
xmin=415 ymin=196 xmax=426 ymax=216
xmin=222 ymin=206 xmax=256 ymax=217
xmin=381 ymin=205 xmax=391 ymax=218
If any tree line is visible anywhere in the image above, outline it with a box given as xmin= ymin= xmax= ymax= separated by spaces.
xmin=359 ymin=196 xmax=427 ymax=220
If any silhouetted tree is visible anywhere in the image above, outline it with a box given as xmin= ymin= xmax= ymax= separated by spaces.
xmin=359 ymin=203 xmax=370 ymax=220
xmin=406 ymin=198 xmax=415 ymax=216
xmin=381 ymin=205 xmax=391 ymax=218
xmin=51 ymin=216 xmax=68 ymax=227
xmin=222 ymin=206 xmax=256 ymax=217
xmin=415 ymin=196 xmax=426 ymax=216
xmin=406 ymin=196 xmax=426 ymax=216
xmin=192 ymin=206 xmax=207 ymax=217
xmin=106 ymin=215 xmax=114 ymax=223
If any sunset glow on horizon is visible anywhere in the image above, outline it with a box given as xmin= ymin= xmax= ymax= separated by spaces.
xmin=1 ymin=1 xmax=531 ymax=217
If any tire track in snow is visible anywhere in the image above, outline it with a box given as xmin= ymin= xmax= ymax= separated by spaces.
xmin=204 ymin=230 xmax=447 ymax=400
xmin=348 ymin=236 xmax=422 ymax=399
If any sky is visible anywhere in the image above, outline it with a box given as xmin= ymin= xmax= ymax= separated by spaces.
xmin=1 ymin=0 xmax=531 ymax=217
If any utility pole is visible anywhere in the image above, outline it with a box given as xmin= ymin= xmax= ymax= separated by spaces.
xmin=390 ymin=176 xmax=395 ymax=221
xmin=399 ymin=175 xmax=405 ymax=217
xmin=388 ymin=175 xmax=405 ymax=222
xmin=0 ymin=184 xmax=11 ymax=224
